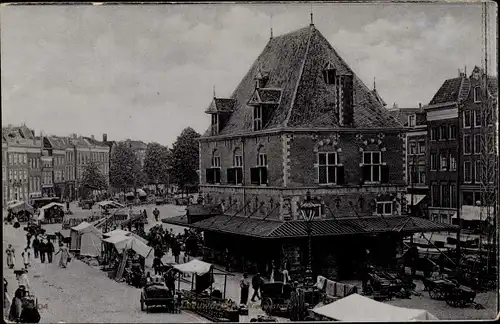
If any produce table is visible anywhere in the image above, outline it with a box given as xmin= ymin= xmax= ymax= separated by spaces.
xmin=180 ymin=290 xmax=239 ymax=322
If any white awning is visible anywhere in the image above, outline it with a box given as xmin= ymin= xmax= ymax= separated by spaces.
xmin=312 ymin=293 xmax=438 ymax=321
xmin=71 ymin=221 xmax=92 ymax=232
xmin=40 ymin=202 xmax=65 ymax=210
xmin=405 ymin=194 xmax=426 ymax=206
xmin=103 ymin=229 xmax=130 ymax=237
xmin=452 ymin=205 xmax=494 ymax=221
xmin=173 ymin=259 xmax=213 ymax=275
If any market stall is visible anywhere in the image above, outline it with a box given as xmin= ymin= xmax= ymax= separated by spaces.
xmin=173 ymin=259 xmax=239 ymax=322
xmin=36 ymin=202 xmax=66 ymax=224
xmin=311 ymin=293 xmax=438 ymax=321
xmin=69 ymin=221 xmax=102 ymax=256
xmin=7 ymin=201 xmax=34 ymax=222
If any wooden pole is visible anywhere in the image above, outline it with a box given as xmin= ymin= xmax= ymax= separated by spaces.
xmin=223 ymin=273 xmax=227 ymax=299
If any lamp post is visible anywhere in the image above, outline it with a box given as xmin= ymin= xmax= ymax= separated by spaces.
xmin=299 ymin=191 xmax=321 ymax=287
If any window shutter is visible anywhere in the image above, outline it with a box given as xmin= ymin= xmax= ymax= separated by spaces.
xmin=362 ymin=165 xmax=371 ymax=182
xmin=227 ymin=168 xmax=235 ymax=185
xmin=215 ymin=169 xmax=221 ymax=184
xmin=337 ymin=166 xmax=345 ymax=185
xmin=381 ymin=165 xmax=389 ymax=183
xmin=236 ymin=167 xmax=243 ymax=184
xmin=206 ymin=168 xmax=213 ymax=184
xmin=250 ymin=168 xmax=259 ymax=185
xmin=260 ymin=167 xmax=268 ymax=185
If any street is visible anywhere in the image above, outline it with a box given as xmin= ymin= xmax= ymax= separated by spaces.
xmin=4 ymin=202 xmax=497 ymax=322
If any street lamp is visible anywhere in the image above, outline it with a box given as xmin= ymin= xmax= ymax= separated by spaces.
xmin=299 ymin=191 xmax=321 ymax=287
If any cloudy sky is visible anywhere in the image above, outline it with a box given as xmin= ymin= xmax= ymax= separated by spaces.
xmin=1 ymin=2 xmax=497 ymax=146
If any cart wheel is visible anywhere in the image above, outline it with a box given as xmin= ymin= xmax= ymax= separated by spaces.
xmin=262 ymin=298 xmax=273 ymax=314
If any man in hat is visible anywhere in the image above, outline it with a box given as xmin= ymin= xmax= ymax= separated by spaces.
xmin=15 ymin=269 xmax=31 ymax=294
xmin=251 ymin=272 xmax=262 ymax=302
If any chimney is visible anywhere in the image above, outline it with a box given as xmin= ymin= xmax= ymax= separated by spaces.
xmin=72 ymin=133 xmax=77 ymax=139
xmin=103 ymin=133 xmax=108 ymax=142
xmin=419 ymin=103 xmax=422 ymax=109
xmin=91 ymin=134 xmax=95 ymax=141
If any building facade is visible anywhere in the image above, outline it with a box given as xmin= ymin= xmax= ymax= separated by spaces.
xmin=389 ymin=106 xmax=429 ymax=218
xmin=165 ymin=23 xmax=455 ymax=279
xmin=426 ymin=67 xmax=497 ymax=225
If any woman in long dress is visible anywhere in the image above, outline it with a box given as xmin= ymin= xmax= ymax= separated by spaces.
xmin=6 ymin=244 xmax=16 ymax=269
xmin=55 ymin=244 xmax=69 ymax=268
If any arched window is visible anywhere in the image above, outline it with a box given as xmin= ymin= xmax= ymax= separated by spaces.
xmin=211 ymin=149 xmax=220 ymax=167
xmin=227 ymin=148 xmax=243 ymax=185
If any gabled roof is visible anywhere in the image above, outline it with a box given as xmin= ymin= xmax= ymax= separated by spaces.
xmin=203 ymin=25 xmax=402 ymax=137
xmin=248 ymin=88 xmax=282 ymax=105
xmin=205 ymin=98 xmax=236 ymax=114
xmin=387 ymin=108 xmax=422 ymax=126
xmin=429 ymin=77 xmax=463 ymax=105
xmin=371 ymin=89 xmax=386 ymax=107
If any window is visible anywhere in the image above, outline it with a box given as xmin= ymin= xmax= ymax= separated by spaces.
xmin=211 ymin=155 xmax=220 ymax=168
xmin=23 ymin=155 xmax=27 ymax=164
xmin=431 ymin=184 xmax=440 ymax=207
xmin=376 ymin=201 xmax=393 ymax=216
xmin=451 ymin=184 xmax=457 ymax=208
xmin=474 ymin=134 xmax=481 ymax=154
xmin=430 ymin=127 xmax=439 ymax=141
xmin=473 ymin=86 xmax=481 ymax=103
xmin=449 ymin=125 xmax=457 ymax=140
xmin=441 ymin=185 xmax=450 ymax=208
xmin=475 ymin=161 xmax=481 ymax=183
xmin=227 ymin=150 xmax=243 ymax=185
xmin=409 ymin=142 xmax=417 ymax=155
xmin=8 ymin=154 xmax=12 ymax=165
xmin=24 ymin=170 xmax=27 ymax=180
xmin=439 ymin=125 xmax=448 ymax=140
xmin=463 ymin=135 xmax=471 ymax=154
xmin=258 ymin=153 xmax=267 ymax=167
xmin=440 ymin=154 xmax=448 ymax=170
xmin=253 ymin=106 xmax=263 ymax=131
xmin=474 ymin=110 xmax=481 ymax=127
xmin=362 ymin=151 xmax=387 ymax=183
xmin=430 ymin=152 xmax=438 ymax=171
xmin=418 ymin=166 xmax=426 ymax=184
xmin=323 ymin=63 xmax=336 ymax=85
xmin=464 ymin=161 xmax=472 ymax=183
xmin=318 ymin=152 xmax=344 ymax=184
xmin=487 ymin=134 xmax=494 ymax=153
xmin=9 ymin=170 xmax=12 ymax=180
xmin=14 ymin=170 xmax=17 ymax=181
xmin=463 ymin=191 xmax=474 ymax=205
xmin=14 ymin=154 xmax=18 ymax=165
xmin=449 ymin=154 xmax=457 ymax=171
xmin=418 ymin=141 xmax=426 ymax=154
xmin=464 ymin=111 xmax=472 ymax=128
xmin=408 ymin=115 xmax=416 ymax=127
xmin=211 ymin=114 xmax=218 ymax=135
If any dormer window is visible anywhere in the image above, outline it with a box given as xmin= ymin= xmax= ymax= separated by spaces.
xmin=473 ymin=86 xmax=481 ymax=103
xmin=408 ymin=115 xmax=416 ymax=127
xmin=323 ymin=62 xmax=336 ymax=85
xmin=253 ymin=106 xmax=263 ymax=131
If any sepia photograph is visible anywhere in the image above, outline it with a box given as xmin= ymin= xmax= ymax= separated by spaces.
xmin=1 ymin=1 xmax=498 ymax=322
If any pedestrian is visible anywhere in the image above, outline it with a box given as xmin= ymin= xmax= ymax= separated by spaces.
xmin=13 ymin=216 xmax=20 ymax=229
xmin=282 ymin=267 xmax=290 ymax=284
xmin=153 ymin=208 xmax=160 ymax=222
xmin=153 ymin=256 xmax=164 ymax=276
xmin=21 ymin=248 xmax=31 ymax=269
xmin=143 ymin=209 xmax=147 ymax=219
xmin=32 ymin=236 xmax=40 ymax=259
xmin=240 ymin=273 xmax=250 ymax=306
xmin=55 ymin=243 xmax=70 ymax=268
xmin=26 ymin=232 xmax=32 ymax=249
xmin=224 ymin=248 xmax=230 ymax=271
xmin=6 ymin=244 xmax=16 ymax=269
xmin=46 ymin=239 xmax=55 ymax=264
xmin=15 ymin=269 xmax=31 ymax=293
xmin=172 ymin=240 xmax=181 ymax=264
xmin=39 ymin=239 xmax=47 ymax=264
xmin=251 ymin=272 xmax=262 ymax=302
xmin=66 ymin=200 xmax=70 ymax=211
xmin=8 ymin=285 xmax=25 ymax=322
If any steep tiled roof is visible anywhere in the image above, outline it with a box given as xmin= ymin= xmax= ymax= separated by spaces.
xmin=371 ymin=89 xmax=386 ymax=107
xmin=387 ymin=108 xmax=422 ymax=126
xmin=203 ymin=25 xmax=402 ymax=137
xmin=205 ymin=98 xmax=236 ymax=114
xmin=48 ymin=136 xmax=72 ymax=149
xmin=429 ymin=77 xmax=463 ymax=105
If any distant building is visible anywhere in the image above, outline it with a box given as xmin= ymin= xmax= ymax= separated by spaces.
xmin=388 ymin=104 xmax=429 ymax=218
xmin=124 ymin=139 xmax=148 ymax=167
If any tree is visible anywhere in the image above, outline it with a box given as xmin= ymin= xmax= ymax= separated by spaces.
xmin=81 ymin=161 xmax=108 ymax=197
xmin=109 ymin=142 xmax=144 ymax=192
xmin=144 ymin=142 xmax=171 ymax=193
xmin=170 ymin=127 xmax=201 ymax=195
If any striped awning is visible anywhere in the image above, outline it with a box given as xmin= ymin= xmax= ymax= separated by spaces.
xmin=162 ymin=215 xmax=458 ymax=239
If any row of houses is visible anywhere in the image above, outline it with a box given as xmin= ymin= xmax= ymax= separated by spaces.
xmin=2 ymin=127 xmax=148 ymax=205
xmin=391 ymin=66 xmax=498 ymax=226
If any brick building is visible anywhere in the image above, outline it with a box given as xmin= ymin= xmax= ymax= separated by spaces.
xmin=166 ymin=23 xmax=455 ymax=279
xmin=389 ymin=105 xmax=429 ymax=218
xmin=426 ymin=66 xmax=497 ymax=226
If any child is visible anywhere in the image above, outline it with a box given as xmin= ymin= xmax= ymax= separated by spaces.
xmin=21 ymin=248 xmax=31 ymax=270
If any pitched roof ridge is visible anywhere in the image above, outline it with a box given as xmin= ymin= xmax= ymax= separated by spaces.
xmin=272 ymin=26 xmax=310 ymax=40
xmin=284 ymin=25 xmax=314 ymax=127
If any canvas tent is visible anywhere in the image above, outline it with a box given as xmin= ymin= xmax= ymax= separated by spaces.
xmin=311 ymin=294 xmax=438 ymax=322
xmin=70 ymin=221 xmax=103 ymax=257
xmin=98 ymin=200 xmax=125 ymax=209
xmin=173 ymin=259 xmax=213 ymax=275
xmin=102 ymin=234 xmax=152 ymax=258
xmin=37 ymin=202 xmax=65 ymax=221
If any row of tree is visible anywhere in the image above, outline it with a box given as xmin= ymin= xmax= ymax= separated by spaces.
xmin=80 ymin=127 xmax=201 ymax=196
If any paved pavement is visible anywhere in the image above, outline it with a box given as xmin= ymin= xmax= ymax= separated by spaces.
xmin=2 ymin=208 xmax=206 ymax=323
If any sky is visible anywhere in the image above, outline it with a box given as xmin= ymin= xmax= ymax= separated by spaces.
xmin=1 ymin=2 xmax=497 ymax=147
